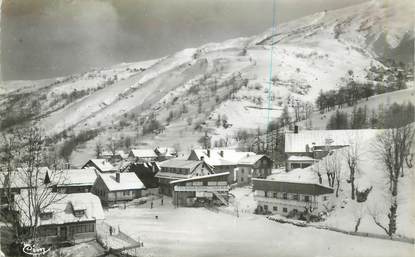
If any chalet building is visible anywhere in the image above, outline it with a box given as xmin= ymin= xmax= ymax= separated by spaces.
xmin=100 ymin=150 xmax=127 ymax=162
xmin=52 ymin=168 xmax=97 ymax=194
xmin=0 ymin=167 xmax=50 ymax=204
xmin=123 ymin=162 xmax=160 ymax=195
xmin=92 ymin=172 xmax=145 ymax=204
xmin=235 ymin=155 xmax=273 ymax=185
xmin=14 ymin=192 xmax=104 ymax=245
xmin=187 ymin=149 xmax=259 ymax=184
xmin=156 ymin=159 xmax=214 ymax=196
xmin=128 ymin=149 xmax=158 ymax=163
xmin=170 ymin=172 xmax=230 ymax=207
xmin=82 ymin=159 xmax=116 ymax=173
xmin=253 ymin=178 xmax=333 ymax=217
xmin=284 ymin=129 xmax=376 ymax=171
xmin=154 ymin=147 xmax=177 ymax=161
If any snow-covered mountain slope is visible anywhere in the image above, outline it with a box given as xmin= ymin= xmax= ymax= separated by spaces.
xmin=0 ymin=0 xmax=413 ymax=157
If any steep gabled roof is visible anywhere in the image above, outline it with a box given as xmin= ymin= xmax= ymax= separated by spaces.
xmin=238 ymin=154 xmax=271 ymax=165
xmin=98 ymin=172 xmax=145 ymax=191
xmin=84 ymin=159 xmax=116 ymax=172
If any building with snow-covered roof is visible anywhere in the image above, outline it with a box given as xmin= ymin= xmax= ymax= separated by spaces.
xmin=253 ymin=178 xmax=333 ymax=218
xmin=235 ymin=155 xmax=273 ymax=185
xmin=284 ymin=129 xmax=378 ymax=171
xmin=187 ymin=149 xmax=267 ymax=183
xmin=82 ymin=159 xmax=116 ymax=173
xmin=14 ymin=192 xmax=104 ymax=245
xmin=100 ymin=150 xmax=128 ymax=161
xmin=128 ymin=149 xmax=158 ymax=162
xmin=154 ymin=147 xmax=178 ymax=161
xmin=53 ymin=168 xmax=97 ymax=194
xmin=1 ymin=167 xmax=51 ymax=204
xmin=156 ymin=159 xmax=214 ymax=196
xmin=170 ymin=172 xmax=230 ymax=207
xmin=92 ymin=172 xmax=145 ymax=204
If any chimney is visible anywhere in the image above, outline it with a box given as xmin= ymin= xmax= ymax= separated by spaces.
xmin=220 ymin=150 xmax=224 ymax=157
xmin=207 ymin=149 xmax=210 ymax=157
xmin=115 ymin=172 xmax=120 ymax=183
xmin=200 ymin=156 xmax=205 ymax=161
xmin=305 ymin=144 xmax=310 ymax=153
xmin=294 ymin=125 xmax=299 ymax=134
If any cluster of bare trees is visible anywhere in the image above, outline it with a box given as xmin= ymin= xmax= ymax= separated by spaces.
xmin=0 ymin=127 xmax=66 ymax=251
xmin=370 ymin=123 xmax=414 ymax=237
xmin=322 ymin=151 xmax=342 ymax=197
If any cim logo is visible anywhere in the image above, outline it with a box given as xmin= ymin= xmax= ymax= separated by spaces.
xmin=22 ymin=242 xmax=50 ymax=256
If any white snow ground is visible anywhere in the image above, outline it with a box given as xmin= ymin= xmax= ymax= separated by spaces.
xmin=105 ymin=193 xmax=413 ymax=257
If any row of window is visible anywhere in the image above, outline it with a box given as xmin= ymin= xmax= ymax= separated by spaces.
xmin=264 ymin=191 xmax=311 ymax=202
xmin=263 ymin=205 xmax=290 ymax=213
xmin=71 ymin=223 xmax=95 ymax=234
xmin=162 ymin=167 xmax=189 ymax=174
xmin=39 ymin=227 xmax=57 ymax=237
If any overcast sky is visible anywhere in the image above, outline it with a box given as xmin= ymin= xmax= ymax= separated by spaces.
xmin=1 ymin=0 xmax=367 ymax=81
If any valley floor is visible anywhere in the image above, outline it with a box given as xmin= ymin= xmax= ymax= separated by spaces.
xmin=104 ymin=191 xmax=414 ymax=257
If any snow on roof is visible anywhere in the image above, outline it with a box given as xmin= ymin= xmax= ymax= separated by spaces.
xmin=0 ymin=167 xmax=51 ymax=189
xmin=191 ymin=149 xmax=256 ymax=166
xmin=15 ymin=192 xmax=104 ymax=226
xmin=99 ymin=172 xmax=145 ymax=191
xmin=159 ymin=159 xmax=202 ymax=170
xmin=55 ymin=168 xmax=97 ymax=187
xmin=253 ymin=178 xmax=333 ymax=195
xmin=86 ymin=159 xmax=116 ymax=172
xmin=102 ymin=150 xmax=128 ymax=158
xmin=238 ymin=154 xmax=269 ymax=165
xmin=287 ymin=155 xmax=315 ymax=162
xmin=155 ymin=147 xmax=177 ymax=156
xmin=285 ymin=129 xmax=380 ymax=153
xmin=169 ymin=172 xmax=230 ymax=184
xmin=130 ymin=149 xmax=157 ymax=158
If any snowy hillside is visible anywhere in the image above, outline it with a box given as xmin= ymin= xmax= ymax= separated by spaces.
xmin=0 ymin=0 xmax=413 ymax=164
xmin=269 ymin=129 xmax=415 ymax=238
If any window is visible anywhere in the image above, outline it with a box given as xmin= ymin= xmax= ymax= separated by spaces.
xmin=304 ymin=195 xmax=310 ymax=202
xmin=39 ymin=227 xmax=57 ymax=237
xmin=283 ymin=193 xmax=287 ymax=199
xmin=123 ymin=191 xmax=130 ymax=196
xmin=241 ymin=169 xmax=244 ymax=174
xmin=291 ymin=163 xmax=301 ymax=169
xmin=74 ymin=210 xmax=85 ymax=217
xmin=40 ymin=212 xmax=53 ymax=220
xmin=323 ymin=196 xmax=328 ymax=201
xmin=273 ymin=206 xmax=278 ymax=211
xmin=283 ymin=207 xmax=288 ymax=213
xmin=293 ymin=194 xmax=299 ymax=201
xmin=241 ymin=177 xmax=244 ymax=182
xmin=264 ymin=205 xmax=268 ymax=210
xmin=273 ymin=192 xmax=278 ymax=198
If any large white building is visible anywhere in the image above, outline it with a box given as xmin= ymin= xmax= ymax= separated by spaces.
xmin=253 ymin=178 xmax=333 ymax=217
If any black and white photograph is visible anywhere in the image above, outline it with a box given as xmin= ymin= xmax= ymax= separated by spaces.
xmin=0 ymin=0 xmax=414 ymax=256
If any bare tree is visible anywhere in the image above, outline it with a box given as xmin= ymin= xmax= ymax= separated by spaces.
xmin=0 ymin=128 xmax=66 ymax=249
xmin=311 ymin=160 xmax=323 ymax=185
xmin=372 ymin=124 xmax=415 ymax=236
xmin=95 ymin=141 xmax=103 ymax=158
xmin=322 ymin=151 xmax=341 ymax=196
xmin=344 ymin=139 xmax=360 ymax=200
